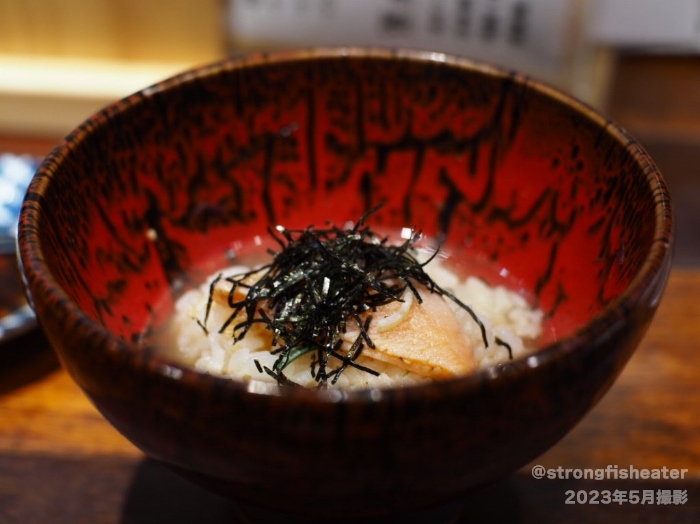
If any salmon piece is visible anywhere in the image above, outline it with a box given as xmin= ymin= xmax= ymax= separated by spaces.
xmin=211 ymin=268 xmax=266 ymax=307
xmin=343 ymin=285 xmax=475 ymax=378
xmin=212 ymin=280 xmax=246 ymax=306
xmin=209 ymin=269 xmax=272 ymax=341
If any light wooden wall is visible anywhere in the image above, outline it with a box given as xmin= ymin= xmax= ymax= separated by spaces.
xmin=0 ymin=0 xmax=226 ymax=62
xmin=0 ymin=0 xmax=228 ymax=136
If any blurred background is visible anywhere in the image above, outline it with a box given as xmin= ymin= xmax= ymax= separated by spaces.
xmin=1 ymin=0 xmax=698 ymax=264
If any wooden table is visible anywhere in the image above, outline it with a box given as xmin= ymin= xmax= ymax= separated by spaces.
xmin=0 ymin=266 xmax=698 ymax=522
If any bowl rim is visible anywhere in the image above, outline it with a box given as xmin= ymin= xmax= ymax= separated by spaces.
xmin=18 ymin=46 xmax=674 ymax=404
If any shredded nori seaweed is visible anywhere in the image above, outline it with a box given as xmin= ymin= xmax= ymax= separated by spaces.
xmin=495 ymin=337 xmax=513 ymax=360
xmin=204 ymin=207 xmax=490 ymax=387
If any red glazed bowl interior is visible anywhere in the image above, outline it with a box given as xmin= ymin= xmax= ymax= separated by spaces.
xmin=18 ymin=48 xmax=673 ymax=518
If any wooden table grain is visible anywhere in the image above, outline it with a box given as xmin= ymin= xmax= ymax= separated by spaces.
xmin=0 ymin=269 xmax=698 ymax=523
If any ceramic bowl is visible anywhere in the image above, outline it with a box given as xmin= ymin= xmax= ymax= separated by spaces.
xmin=18 ymin=48 xmax=673 ymax=519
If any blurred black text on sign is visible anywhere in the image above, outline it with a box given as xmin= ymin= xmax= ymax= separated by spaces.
xmin=227 ymin=0 xmax=613 ymax=107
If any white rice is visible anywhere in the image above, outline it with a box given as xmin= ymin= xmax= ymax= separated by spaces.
xmin=170 ymin=257 xmax=543 ymax=388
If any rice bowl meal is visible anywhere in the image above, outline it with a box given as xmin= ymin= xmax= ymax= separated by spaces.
xmin=17 ymin=47 xmax=673 ymax=518
xmin=169 ymin=210 xmax=544 ymax=388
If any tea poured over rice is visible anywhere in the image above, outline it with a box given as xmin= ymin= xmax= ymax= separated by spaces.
xmin=171 ymin=257 xmax=543 ymax=389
